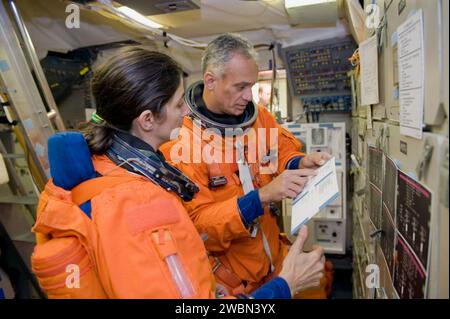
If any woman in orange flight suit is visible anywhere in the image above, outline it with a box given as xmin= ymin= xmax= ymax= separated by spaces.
xmin=31 ymin=47 xmax=324 ymax=299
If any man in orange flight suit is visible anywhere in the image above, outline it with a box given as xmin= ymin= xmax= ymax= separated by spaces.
xmin=161 ymin=33 xmax=330 ymax=294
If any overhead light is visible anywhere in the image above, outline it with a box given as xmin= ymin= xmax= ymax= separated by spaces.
xmin=285 ymin=0 xmax=335 ymax=9
xmin=117 ymin=6 xmax=163 ymax=29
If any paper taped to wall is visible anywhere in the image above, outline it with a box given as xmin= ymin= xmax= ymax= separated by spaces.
xmin=291 ymin=157 xmax=339 ymax=236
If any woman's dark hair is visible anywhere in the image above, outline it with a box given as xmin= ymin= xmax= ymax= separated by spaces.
xmin=82 ymin=46 xmax=183 ymax=154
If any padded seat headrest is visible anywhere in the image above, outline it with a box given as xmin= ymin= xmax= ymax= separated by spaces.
xmin=48 ymin=132 xmax=96 ymax=190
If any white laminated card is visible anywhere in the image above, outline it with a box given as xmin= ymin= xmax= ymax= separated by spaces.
xmin=291 ymin=157 xmax=340 ymax=236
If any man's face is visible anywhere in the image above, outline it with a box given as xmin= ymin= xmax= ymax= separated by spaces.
xmin=212 ymin=54 xmax=259 ymax=116
xmin=259 ymin=85 xmax=271 ymax=106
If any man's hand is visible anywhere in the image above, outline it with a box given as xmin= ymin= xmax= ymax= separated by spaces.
xmin=279 ymin=226 xmax=325 ymax=295
xmin=258 ymin=169 xmax=317 ymax=203
xmin=299 ymin=152 xmax=332 ymax=169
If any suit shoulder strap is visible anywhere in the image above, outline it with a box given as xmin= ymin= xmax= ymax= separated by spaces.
xmin=71 ymin=175 xmax=138 ymax=205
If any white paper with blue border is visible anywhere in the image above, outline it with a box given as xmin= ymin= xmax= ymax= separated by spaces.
xmin=291 ymin=157 xmax=340 ymax=236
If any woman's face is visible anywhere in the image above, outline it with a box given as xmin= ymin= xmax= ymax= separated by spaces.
xmin=153 ymin=83 xmax=190 ymax=144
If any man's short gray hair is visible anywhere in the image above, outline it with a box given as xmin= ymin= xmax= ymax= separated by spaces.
xmin=201 ymin=33 xmax=258 ymax=76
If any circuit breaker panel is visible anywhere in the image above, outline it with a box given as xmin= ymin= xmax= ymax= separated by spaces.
xmin=351 ymin=0 xmax=449 ymax=299
xmin=283 ymin=122 xmax=348 ymax=254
